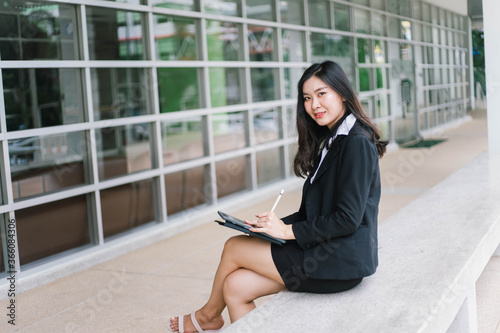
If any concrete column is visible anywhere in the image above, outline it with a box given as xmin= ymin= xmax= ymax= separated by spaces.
xmin=483 ymin=0 xmax=500 ymax=153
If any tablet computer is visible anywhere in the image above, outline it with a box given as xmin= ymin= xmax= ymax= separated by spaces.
xmin=216 ymin=211 xmax=286 ymax=246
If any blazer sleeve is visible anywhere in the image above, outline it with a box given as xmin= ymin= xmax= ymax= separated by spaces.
xmin=292 ymin=134 xmax=378 ymax=249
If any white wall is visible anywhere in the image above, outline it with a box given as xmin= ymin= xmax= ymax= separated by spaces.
xmin=421 ymin=0 xmax=468 ymax=16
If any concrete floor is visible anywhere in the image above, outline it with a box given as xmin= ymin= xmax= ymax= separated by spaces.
xmin=1 ymin=109 xmax=499 ymax=333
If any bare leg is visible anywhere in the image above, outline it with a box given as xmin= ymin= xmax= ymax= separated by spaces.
xmin=223 ymin=268 xmax=285 ymax=322
xmin=169 ymin=235 xmax=285 ymax=332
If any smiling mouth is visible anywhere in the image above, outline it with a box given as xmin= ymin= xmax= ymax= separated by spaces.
xmin=314 ymin=112 xmax=326 ymax=118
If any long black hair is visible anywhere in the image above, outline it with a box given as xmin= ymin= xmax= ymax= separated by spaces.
xmin=293 ymin=61 xmax=388 ymax=178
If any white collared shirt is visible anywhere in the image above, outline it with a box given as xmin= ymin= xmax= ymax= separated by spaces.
xmin=310 ymin=113 xmax=357 ymax=183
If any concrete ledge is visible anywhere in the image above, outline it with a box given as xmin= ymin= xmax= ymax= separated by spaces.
xmin=225 ymin=152 xmax=500 ymax=332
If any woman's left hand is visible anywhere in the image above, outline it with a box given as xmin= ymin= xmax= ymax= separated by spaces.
xmin=245 ymin=212 xmax=295 ymax=240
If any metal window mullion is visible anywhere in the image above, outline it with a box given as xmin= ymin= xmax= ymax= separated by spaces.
xmin=205 ymin=114 xmax=217 ymax=205
xmin=247 ymin=109 xmax=258 ymax=190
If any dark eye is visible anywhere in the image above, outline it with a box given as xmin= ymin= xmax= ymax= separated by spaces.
xmin=304 ymin=96 xmax=311 ymax=101
xmin=318 ymin=92 xmax=326 ymax=96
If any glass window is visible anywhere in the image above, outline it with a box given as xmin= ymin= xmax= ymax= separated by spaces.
xmin=375 ymin=94 xmax=389 ymax=117
xmin=371 ymin=13 xmax=386 ymax=37
xmin=386 ymin=0 xmax=399 ymax=15
xmin=357 ymin=38 xmax=372 ymax=64
xmin=165 ymin=166 xmax=208 ymax=216
xmin=279 ymin=0 xmax=303 ymax=25
xmin=376 ymin=68 xmax=388 ymax=89
xmin=104 ymin=0 xmax=143 ymax=4
xmin=151 ymin=0 xmax=195 ymax=11
xmin=413 ymin=1 xmax=421 ymax=20
xmin=355 ymin=9 xmax=369 ymax=34
xmin=3 ymin=68 xmax=85 ymax=131
xmin=206 ymin=20 xmax=240 ymax=61
xmin=308 ymin=0 xmax=330 ymax=29
xmin=0 ymin=2 xmax=79 ymax=60
xmin=422 ymin=3 xmax=431 ymax=23
xmin=251 ymin=68 xmax=278 ymax=102
xmin=388 ymin=17 xmax=400 ymax=39
xmin=86 ymin=7 xmax=145 ymax=60
xmin=216 ymin=156 xmax=247 ymax=199
xmin=286 ymin=106 xmax=297 ymax=137
xmin=154 ymin=15 xmax=197 ymax=61
xmin=374 ymin=40 xmax=386 ymax=64
xmin=284 ymin=67 xmax=304 ymax=99
xmin=9 ymin=131 xmax=89 ymax=201
xmin=333 ymin=4 xmax=350 ymax=32
xmin=257 ymin=147 xmax=283 ymax=186
xmin=157 ymin=67 xmax=200 ymax=112
xmin=96 ymin=124 xmax=152 ymax=180
xmin=101 ymin=179 xmax=155 ymax=239
xmin=254 ymin=108 xmax=280 ymax=144
xmin=310 ymin=34 xmax=355 ymax=85
xmin=246 ymin=0 xmax=273 ymax=21
xmin=399 ymin=0 xmax=411 ymax=17
xmin=358 ymin=68 xmax=372 ymax=92
xmin=248 ymin=25 xmax=275 ymax=61
xmin=212 ymin=112 xmax=246 ymax=154
xmin=282 ymin=29 xmax=304 ymax=62
xmin=162 ymin=117 xmax=204 ymax=165
xmin=401 ymin=21 xmax=412 ymax=41
xmin=16 ymin=195 xmax=90 ymax=266
xmin=353 ymin=0 xmax=369 ymax=6
xmin=209 ymin=67 xmax=244 ymax=107
xmin=91 ymin=68 xmax=151 ymax=121
xmin=205 ymin=0 xmax=239 ymax=16
xmin=371 ymin=0 xmax=385 ymax=10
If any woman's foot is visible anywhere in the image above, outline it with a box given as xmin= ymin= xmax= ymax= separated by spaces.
xmin=168 ymin=310 xmax=224 ymax=333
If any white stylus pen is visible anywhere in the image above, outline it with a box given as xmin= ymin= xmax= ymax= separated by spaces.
xmin=270 ymin=189 xmax=285 ymax=212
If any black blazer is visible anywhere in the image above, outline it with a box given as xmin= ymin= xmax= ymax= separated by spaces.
xmin=282 ymin=122 xmax=380 ymax=280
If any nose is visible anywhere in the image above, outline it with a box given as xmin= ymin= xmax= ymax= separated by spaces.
xmin=311 ymin=97 xmax=320 ymax=110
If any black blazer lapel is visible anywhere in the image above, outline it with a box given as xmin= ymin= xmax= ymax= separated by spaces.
xmin=310 ymin=135 xmax=346 ymax=184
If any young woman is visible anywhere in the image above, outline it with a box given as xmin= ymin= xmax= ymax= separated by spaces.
xmin=168 ymin=60 xmax=387 ymax=333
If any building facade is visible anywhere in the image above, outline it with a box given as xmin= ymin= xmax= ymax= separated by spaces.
xmin=0 ymin=0 xmax=470 ymax=284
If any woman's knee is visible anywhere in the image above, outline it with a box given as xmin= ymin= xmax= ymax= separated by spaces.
xmin=222 ymin=270 xmax=246 ymax=304
xmin=222 ymin=235 xmax=249 ymax=257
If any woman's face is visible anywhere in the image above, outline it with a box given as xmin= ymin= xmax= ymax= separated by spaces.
xmin=302 ymin=76 xmax=346 ymax=129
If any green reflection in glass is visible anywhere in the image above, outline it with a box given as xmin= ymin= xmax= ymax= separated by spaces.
xmin=205 ymin=0 xmax=238 ymax=16
xmin=279 ymin=0 xmax=303 ymax=24
xmin=87 ymin=7 xmax=145 ymax=60
xmin=308 ymin=0 xmax=329 ymax=28
xmin=359 ymin=68 xmax=371 ymax=92
xmin=251 ymin=68 xmax=276 ymax=102
xmin=248 ymin=25 xmax=274 ymax=61
xmin=246 ymin=0 xmax=273 ymax=21
xmin=157 ymin=68 xmax=199 ymax=112
xmin=334 ymin=4 xmax=350 ymax=32
xmin=154 ymin=15 xmax=197 ymax=60
xmin=282 ymin=29 xmax=304 ymax=62
xmin=209 ymin=68 xmax=243 ymax=107
xmin=357 ymin=38 xmax=371 ymax=64
xmin=206 ymin=20 xmax=240 ymax=61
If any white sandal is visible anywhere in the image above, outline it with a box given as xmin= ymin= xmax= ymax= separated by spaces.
xmin=169 ymin=311 xmax=222 ymax=333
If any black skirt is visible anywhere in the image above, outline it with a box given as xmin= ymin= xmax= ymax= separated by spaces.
xmin=271 ymin=240 xmax=362 ymax=293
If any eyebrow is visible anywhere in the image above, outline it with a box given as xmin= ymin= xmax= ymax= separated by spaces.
xmin=303 ymin=87 xmax=328 ymax=95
